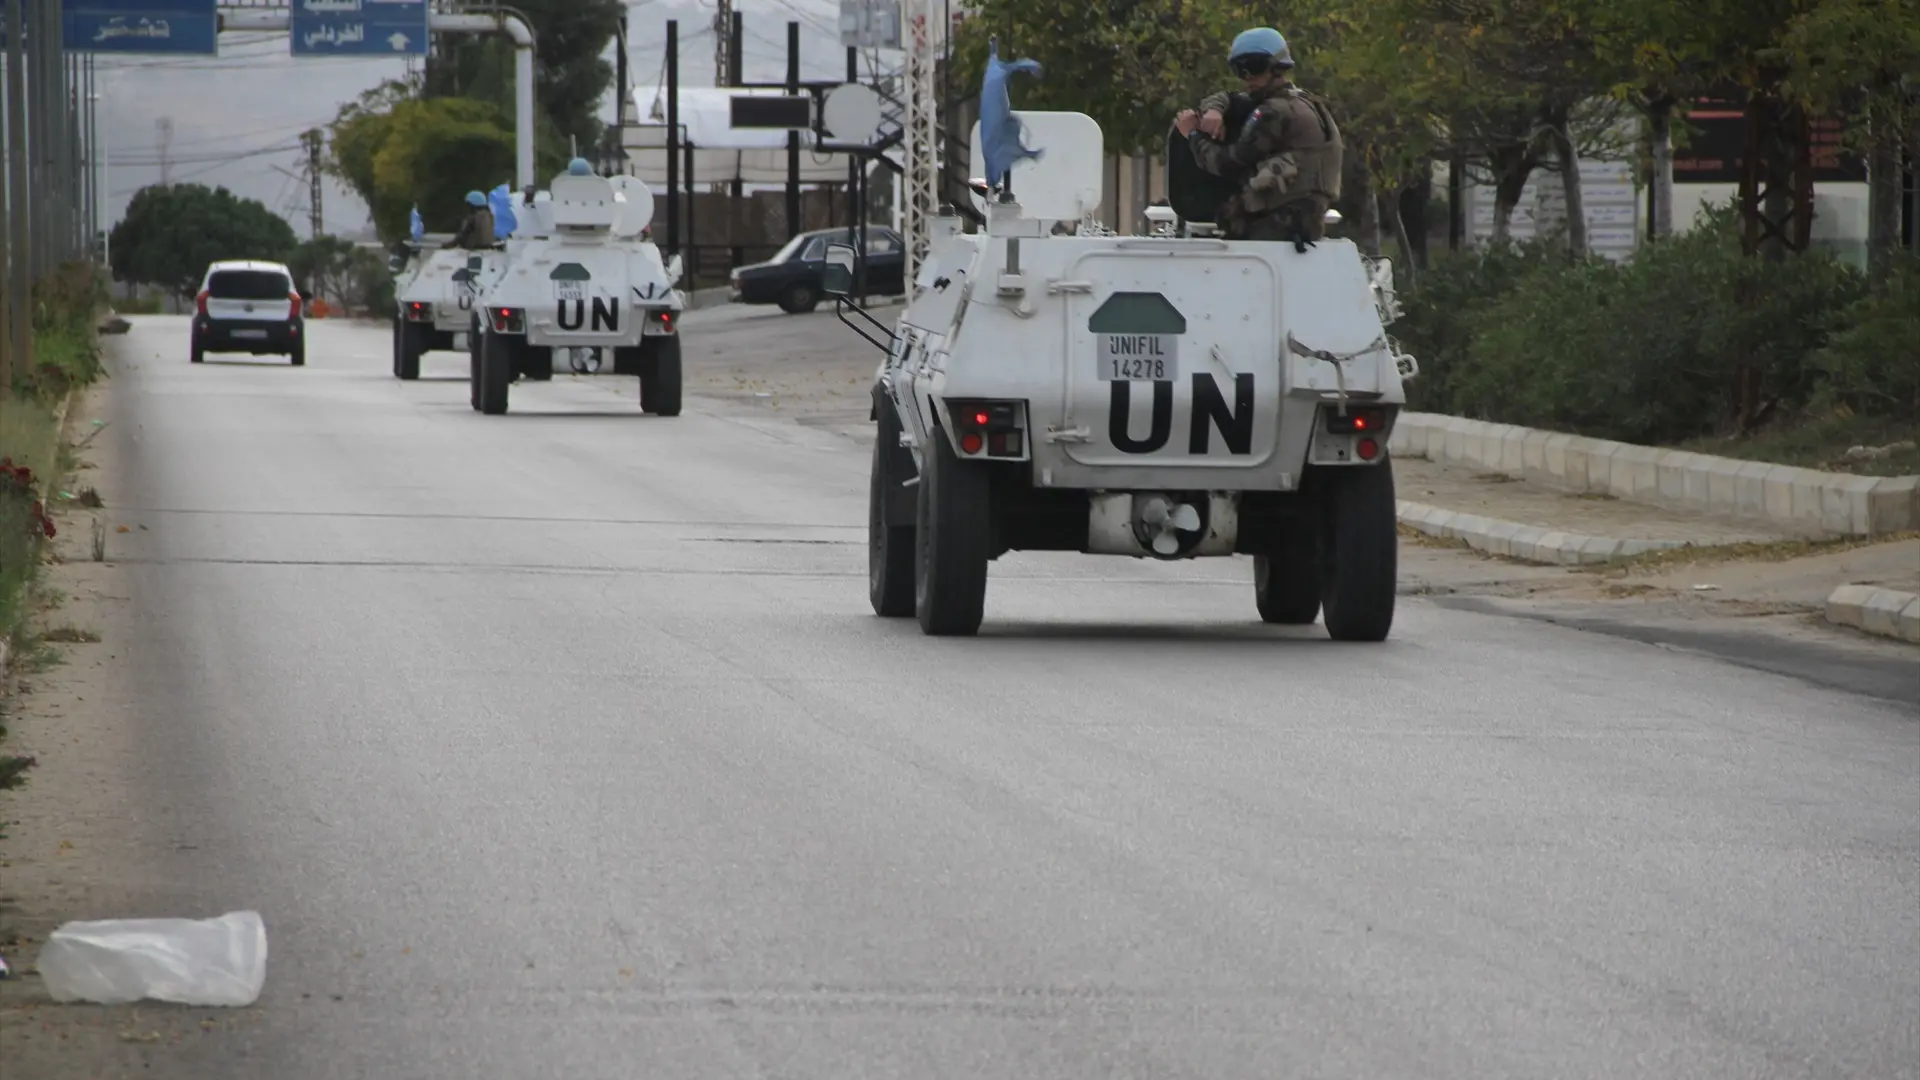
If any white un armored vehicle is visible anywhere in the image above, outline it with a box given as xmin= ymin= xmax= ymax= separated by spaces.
xmin=467 ymin=163 xmax=686 ymax=416
xmin=824 ymin=110 xmax=1418 ymax=640
xmin=390 ymin=239 xmax=507 ymax=380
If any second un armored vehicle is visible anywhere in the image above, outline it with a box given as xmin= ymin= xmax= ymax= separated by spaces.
xmin=391 ymin=240 xmax=507 ymax=380
xmin=824 ymin=109 xmax=1419 ymax=640
xmin=466 ymin=163 xmax=686 ymax=416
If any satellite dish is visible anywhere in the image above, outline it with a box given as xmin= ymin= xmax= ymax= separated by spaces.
xmin=822 ymin=82 xmax=883 ymax=144
xmin=607 ymin=174 xmax=654 ymax=238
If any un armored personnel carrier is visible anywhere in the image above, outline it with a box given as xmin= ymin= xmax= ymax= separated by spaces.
xmin=824 ymin=110 xmax=1419 ymax=640
xmin=390 ymin=240 xmax=507 ymax=380
xmin=466 ymin=165 xmax=686 ymax=416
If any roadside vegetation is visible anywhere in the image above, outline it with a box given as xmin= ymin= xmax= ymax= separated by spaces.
xmin=2 ymin=259 xmax=111 ymax=802
xmin=1395 ymin=206 xmax=1920 ymax=476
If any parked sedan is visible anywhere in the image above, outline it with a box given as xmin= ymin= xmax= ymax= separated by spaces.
xmin=729 ymin=226 xmax=907 ymax=314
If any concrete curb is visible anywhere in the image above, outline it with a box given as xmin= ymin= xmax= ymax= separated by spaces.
xmin=1385 ymin=412 xmax=1919 ymax=539
xmin=1823 ymin=584 xmax=1920 ymax=645
xmin=1396 ymin=500 xmax=1689 ymax=567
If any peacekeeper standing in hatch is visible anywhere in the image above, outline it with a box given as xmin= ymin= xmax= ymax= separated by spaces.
xmin=1173 ymin=27 xmax=1344 ymax=251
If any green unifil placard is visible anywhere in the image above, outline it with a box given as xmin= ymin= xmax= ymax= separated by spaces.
xmin=549 ymin=263 xmax=593 ymax=281
xmin=1087 ymin=291 xmax=1187 ymax=335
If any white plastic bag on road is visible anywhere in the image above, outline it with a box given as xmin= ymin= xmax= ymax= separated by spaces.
xmin=37 ymin=909 xmax=267 ymax=1006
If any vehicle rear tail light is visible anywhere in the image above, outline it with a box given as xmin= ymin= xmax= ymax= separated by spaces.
xmin=1357 ymin=437 xmax=1380 ymax=461
xmin=948 ymin=399 xmax=1024 ymax=458
xmin=195 ymin=290 xmax=209 ymax=316
xmin=650 ymin=309 xmax=674 ymax=333
xmin=406 ymin=301 xmax=431 ymax=321
xmin=288 ymin=291 xmax=302 ymax=319
xmin=490 ymin=307 xmax=523 ymax=333
xmin=1324 ymin=406 xmax=1387 ymax=435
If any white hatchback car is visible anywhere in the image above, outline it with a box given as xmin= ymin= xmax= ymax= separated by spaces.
xmin=191 ymin=259 xmax=306 ymax=366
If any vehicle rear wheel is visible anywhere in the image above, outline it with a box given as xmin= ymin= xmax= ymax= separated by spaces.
xmin=1253 ymin=528 xmax=1322 ymax=625
xmin=289 ymin=337 xmax=306 ymax=367
xmin=639 ymin=335 xmax=682 ymax=416
xmin=467 ymin=322 xmax=483 ymax=411
xmin=477 ymin=332 xmax=514 ymax=415
xmin=778 ymin=283 xmax=819 ymax=315
xmin=914 ymin=425 xmax=993 ymax=636
xmin=1318 ymin=457 xmax=1398 ymax=642
xmin=397 ymin=320 xmax=425 ymax=380
xmin=190 ymin=334 xmax=204 ymax=364
xmin=869 ymin=393 xmax=916 ymax=617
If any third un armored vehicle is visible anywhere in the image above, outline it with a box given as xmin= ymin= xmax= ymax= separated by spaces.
xmin=824 ymin=100 xmax=1419 ymax=640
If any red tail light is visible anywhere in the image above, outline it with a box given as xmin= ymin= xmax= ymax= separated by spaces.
xmin=288 ymin=291 xmax=302 ymax=319
xmin=195 ymin=290 xmax=209 ymax=316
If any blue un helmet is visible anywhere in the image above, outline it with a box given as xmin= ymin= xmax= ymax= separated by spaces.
xmin=567 ymin=157 xmax=593 ymax=176
xmin=465 ymin=190 xmax=486 ymax=207
xmin=1228 ymin=27 xmax=1294 ymax=77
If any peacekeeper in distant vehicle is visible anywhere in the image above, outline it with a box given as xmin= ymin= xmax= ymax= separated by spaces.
xmin=444 ymin=190 xmax=496 ymax=250
xmin=1173 ymin=27 xmax=1343 ymax=251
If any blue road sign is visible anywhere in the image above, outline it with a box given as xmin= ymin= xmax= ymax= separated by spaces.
xmin=291 ymin=0 xmax=428 ymax=57
xmin=2 ymin=0 xmax=218 ymax=54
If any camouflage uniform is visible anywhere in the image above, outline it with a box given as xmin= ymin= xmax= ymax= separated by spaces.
xmin=1186 ymin=84 xmax=1343 ymax=249
xmin=447 ymin=206 xmax=496 ymax=250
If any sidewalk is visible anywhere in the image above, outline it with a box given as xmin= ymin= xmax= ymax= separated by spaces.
xmin=1391 ymin=447 xmax=1919 ymax=646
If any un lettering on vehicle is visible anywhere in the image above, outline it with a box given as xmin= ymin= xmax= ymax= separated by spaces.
xmin=1107 ymin=372 xmax=1258 ymax=456
xmin=555 ymin=284 xmax=621 ymax=333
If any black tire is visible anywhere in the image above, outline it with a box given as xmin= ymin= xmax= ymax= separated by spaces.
xmin=1253 ymin=531 xmax=1322 ymax=625
xmin=397 ymin=320 xmax=424 ymax=380
xmin=390 ymin=317 xmax=403 ymax=376
xmin=868 ymin=394 xmax=916 ymax=617
xmin=190 ymin=334 xmax=204 ymax=364
xmin=289 ymin=337 xmax=305 ymax=367
xmin=468 ymin=323 xmax=483 ymax=411
xmin=520 ymin=346 xmax=553 ymax=381
xmin=914 ymin=424 xmax=993 ymax=636
xmin=478 ymin=332 xmax=514 ymax=415
xmin=1318 ymin=457 xmax=1398 ymax=642
xmin=777 ymin=283 xmax=819 ymax=314
xmin=639 ymin=335 xmax=683 ymax=416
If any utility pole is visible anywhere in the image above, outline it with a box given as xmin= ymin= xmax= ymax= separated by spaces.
xmin=156 ymin=116 xmax=174 ymax=185
xmin=303 ymin=128 xmax=325 ymax=238
xmin=712 ymin=0 xmax=730 ymax=87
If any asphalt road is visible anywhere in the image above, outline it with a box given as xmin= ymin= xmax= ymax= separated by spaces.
xmin=83 ymin=310 xmax=1920 ymax=1078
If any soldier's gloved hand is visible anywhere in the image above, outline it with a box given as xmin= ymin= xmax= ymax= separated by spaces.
xmin=1199 ymin=109 xmax=1225 ymax=138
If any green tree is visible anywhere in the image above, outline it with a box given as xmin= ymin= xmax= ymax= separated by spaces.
xmin=424 ymin=0 xmax=623 ymax=161
xmin=107 ymin=183 xmax=298 ymax=301
xmin=947 ymin=0 xmax=1273 ymax=158
xmin=325 ymin=91 xmax=517 ymax=245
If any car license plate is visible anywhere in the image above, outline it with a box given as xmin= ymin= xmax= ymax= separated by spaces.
xmin=233 ymin=329 xmax=268 ymax=339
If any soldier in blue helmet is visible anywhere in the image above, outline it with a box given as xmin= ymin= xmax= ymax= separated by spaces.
xmin=1173 ymin=27 xmax=1343 ymax=250
xmin=444 ymin=189 xmax=497 ymax=250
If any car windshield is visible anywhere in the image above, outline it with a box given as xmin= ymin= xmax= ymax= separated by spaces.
xmin=208 ymin=270 xmax=290 ymax=300
xmin=768 ymin=233 xmax=813 ymax=264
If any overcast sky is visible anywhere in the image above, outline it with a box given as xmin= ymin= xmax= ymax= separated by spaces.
xmin=81 ymin=0 xmax=895 ymax=239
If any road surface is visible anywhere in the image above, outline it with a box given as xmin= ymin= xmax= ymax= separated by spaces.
xmin=20 ymin=309 xmax=1920 ymax=1078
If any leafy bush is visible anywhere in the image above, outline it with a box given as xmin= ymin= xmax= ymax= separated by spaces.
xmin=1807 ymin=250 xmax=1920 ymax=424
xmin=1396 ymin=202 xmax=1893 ymax=446
xmin=11 ymin=260 xmax=108 ymax=402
